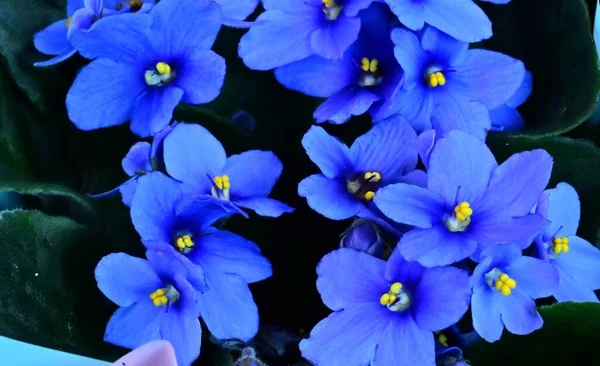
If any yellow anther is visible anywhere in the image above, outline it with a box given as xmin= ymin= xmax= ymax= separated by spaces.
xmin=361 ymin=57 xmax=370 ymax=72
xmin=435 ymin=72 xmax=446 ymax=86
xmin=428 ymin=73 xmax=438 ymax=87
xmin=494 ymin=280 xmax=503 ymax=290
xmin=388 ymin=294 xmax=397 ymax=303
xmin=156 ymin=62 xmax=171 ymax=75
xmin=454 ymin=201 xmax=473 ymax=221
xmin=150 ymin=289 xmax=169 ymax=306
xmin=369 ymin=59 xmax=378 ymax=73
xmin=493 ymin=272 xmax=517 ymax=296
xmin=360 ymin=58 xmax=379 ymax=73
xmin=66 ymin=17 xmax=72 ymax=29
xmin=182 ymin=235 xmax=194 ymax=248
xmin=501 ymin=285 xmax=511 ymax=296
xmin=499 ymin=273 xmax=509 ymax=282
xmin=322 ymin=0 xmax=336 ymax=8
xmin=505 ymin=278 xmax=516 ymax=289
xmin=552 ymin=237 xmax=569 ymax=254
xmin=364 ymin=172 xmax=381 ymax=182
xmin=380 ymin=293 xmax=391 ymax=305
xmin=364 ymin=191 xmax=375 ymax=201
xmin=438 ymin=333 xmax=449 ymax=347
xmin=222 ymin=175 xmax=231 ymax=189
xmin=427 ymin=71 xmax=446 ymax=87
xmin=390 ymin=282 xmax=403 ymax=294
xmin=214 ymin=176 xmax=224 ymax=190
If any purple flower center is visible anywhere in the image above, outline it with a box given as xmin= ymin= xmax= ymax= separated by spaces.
xmin=379 ymin=282 xmax=411 ymax=312
xmin=145 ymin=62 xmax=176 ymax=87
xmin=358 ymin=57 xmax=383 ymax=87
xmin=175 ymin=234 xmax=195 ymax=253
xmin=346 ymin=171 xmax=382 ymax=201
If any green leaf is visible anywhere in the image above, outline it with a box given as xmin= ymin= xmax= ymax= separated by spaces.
xmin=481 ymin=0 xmax=600 ymax=134
xmin=488 ymin=133 xmax=600 ymax=244
xmin=466 ymin=302 xmax=600 ymax=365
xmin=0 ymin=209 xmax=123 ymax=360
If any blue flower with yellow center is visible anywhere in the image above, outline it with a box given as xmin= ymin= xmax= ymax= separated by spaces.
xmin=66 ymin=0 xmax=226 ymax=137
xmin=374 ymin=130 xmax=553 ymax=266
xmin=95 ymin=251 xmax=202 ymax=366
xmin=470 ymin=244 xmax=558 ymax=342
xmin=534 ymin=183 xmax=600 ymax=303
xmin=162 ymin=123 xmax=294 ymax=218
xmin=274 ymin=3 xmax=403 ymax=124
xmin=130 ymin=172 xmax=273 ymax=344
xmin=239 ymin=0 xmax=377 ymax=70
xmin=300 ymin=248 xmax=471 ymax=365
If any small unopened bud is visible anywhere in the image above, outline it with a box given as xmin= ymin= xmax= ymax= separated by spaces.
xmin=340 ymin=219 xmax=384 ymax=258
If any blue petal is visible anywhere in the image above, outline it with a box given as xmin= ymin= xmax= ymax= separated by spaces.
xmin=198 ymin=272 xmax=259 ymax=342
xmin=223 ymin=150 xmax=283 ymax=198
xmin=314 ymin=87 xmax=381 ymax=124
xmin=300 ymin=306 xmax=386 ymax=366
xmin=122 ymin=142 xmax=152 ymax=176
xmin=71 ymin=13 xmax=154 ymax=62
xmin=104 ymin=301 xmax=163 ymax=350
xmin=350 ymin=115 xmax=418 ymax=181
xmin=498 ymin=291 xmax=543 ymax=335
xmin=95 ymin=253 xmax=162 ymax=307
xmin=234 ymin=197 xmax=294 ymax=217
xmin=175 ymin=195 xmax=242 ymax=229
xmin=554 ymin=236 xmax=600 ymax=291
xmin=262 ymin=0 xmax=319 ymax=11
xmin=160 ymin=309 xmax=201 ymax=366
xmin=214 ymin=0 xmax=258 ymax=20
xmin=421 ymin=26 xmax=468 ymax=66
xmin=174 ymin=49 xmax=225 ymax=105
xmin=506 ymin=71 xmax=533 ymax=108
xmin=310 ymin=15 xmax=361 ymax=59
xmin=239 ymin=10 xmax=320 ymax=70
xmin=390 ymin=27 xmax=428 ymax=88
xmin=553 ymin=266 xmax=599 ymax=303
xmin=387 ymin=0 xmax=425 ymax=30
xmin=146 ymin=250 xmax=208 ymax=295
xmin=416 ymin=129 xmax=436 ymax=169
xmin=413 ymin=266 xmax=471 ymax=331
xmin=428 ymin=130 xmax=497 ymax=205
xmin=33 ymin=19 xmax=70 ymax=56
xmin=431 ymin=93 xmax=491 ymax=140
xmin=34 ymin=49 xmax=77 ymax=67
xmin=450 ymin=50 xmax=526 ymax=109
xmin=150 ymin=0 xmax=222 ymax=53
xmin=130 ymin=172 xmax=180 ymax=243
xmin=344 ymin=0 xmax=376 ymax=16
xmin=422 ymin=0 xmax=492 ymax=42
xmin=471 ymin=286 xmax=503 ymax=342
xmin=397 ymin=225 xmax=477 ymax=267
xmin=298 ymin=174 xmax=362 ymax=220
xmin=505 ymin=256 xmax=558 ymax=299
xmin=119 ymin=178 xmax=138 ymax=207
xmin=164 ymin=123 xmax=226 ymax=193
xmin=67 ymin=8 xmax=94 ymax=38
xmin=374 ymin=183 xmax=444 ymax=228
xmin=190 ymin=229 xmax=272 ymax=283
xmin=374 ymin=314 xmax=435 ymax=366
xmin=316 ymin=248 xmax=387 ymax=311
xmin=130 ymin=87 xmax=184 ymax=138
xmin=538 ymin=183 xmax=580 ymax=240
xmin=66 ymin=59 xmax=144 ymax=132
xmin=475 ymin=149 xmax=553 ymax=218
xmin=489 ymin=105 xmax=525 ymax=133
xmin=479 ymin=243 xmax=523 ymax=269
xmin=385 ymin=249 xmax=426 ymax=290
xmin=68 ymin=0 xmax=85 ymax=16
xmin=301 ymin=126 xmax=353 ymax=179
xmin=274 ymin=55 xmax=352 ymax=97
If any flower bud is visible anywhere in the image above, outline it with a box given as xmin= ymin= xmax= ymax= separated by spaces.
xmin=340 ymin=220 xmax=384 ymax=258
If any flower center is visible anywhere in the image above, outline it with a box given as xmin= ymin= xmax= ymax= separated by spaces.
xmin=149 ymin=285 xmax=180 ymax=307
xmin=485 ymin=267 xmax=517 ymax=296
xmin=550 ymin=237 xmax=569 ymax=256
xmin=347 ymin=171 xmax=381 ymax=201
xmin=435 ymin=331 xmax=449 ymax=347
xmin=444 ymin=201 xmax=472 ymax=232
xmin=322 ymin=0 xmax=343 ymax=20
xmin=211 ymin=175 xmax=231 ymax=200
xmin=380 ymin=282 xmax=411 ymax=312
xmin=175 ymin=234 xmax=195 ymax=253
xmin=145 ymin=62 xmax=175 ymax=86
xmin=117 ymin=0 xmax=144 ymax=11
xmin=359 ymin=57 xmax=383 ymax=87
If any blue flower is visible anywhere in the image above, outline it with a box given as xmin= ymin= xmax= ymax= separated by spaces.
xmin=274 ymin=3 xmax=403 ymax=124
xmin=33 ymin=0 xmax=103 ymax=66
xmin=299 ymin=115 xmax=423 ymax=221
xmin=214 ymin=0 xmax=261 ymax=23
xmin=95 ymin=251 xmax=202 ymax=366
xmin=239 ymin=0 xmax=376 ymax=70
xmin=300 ymin=248 xmax=471 ymax=365
xmin=130 ymin=172 xmax=272 ymax=342
xmin=66 ymin=0 xmax=225 ymax=137
xmin=383 ymin=0 xmax=492 ymax=42
xmin=163 ymin=123 xmax=294 ymax=218
xmin=374 ymin=130 xmax=552 ymax=266
xmin=377 ymin=26 xmax=525 ymax=139
xmin=534 ymin=183 xmax=600 ymax=302
xmin=490 ymin=71 xmax=533 ymax=133
xmin=340 ymin=219 xmax=385 ymax=258
xmin=471 ymin=244 xmax=558 ymax=342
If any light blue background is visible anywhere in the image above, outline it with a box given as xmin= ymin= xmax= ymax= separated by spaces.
xmin=0 ymin=336 xmax=110 ymax=366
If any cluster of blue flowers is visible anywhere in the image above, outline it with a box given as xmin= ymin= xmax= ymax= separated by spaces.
xmin=33 ymin=0 xmax=600 ymax=365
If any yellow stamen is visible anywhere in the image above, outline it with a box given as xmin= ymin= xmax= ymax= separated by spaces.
xmin=360 ymin=58 xmax=379 ymax=73
xmin=438 ymin=333 xmax=449 ymax=347
xmin=175 ymin=235 xmax=194 ymax=252
xmin=364 ymin=171 xmax=381 ymax=182
xmin=322 ymin=0 xmax=336 ymax=8
xmin=66 ymin=17 xmax=72 ymax=29
xmin=149 ymin=288 xmax=169 ymax=307
xmin=390 ymin=282 xmax=403 ymax=294
xmin=364 ymin=191 xmax=375 ymax=201
xmin=380 ymin=293 xmax=391 ymax=305
xmin=176 ymin=237 xmax=185 ymax=249
xmin=427 ymin=71 xmax=446 ymax=87
xmin=494 ymin=272 xmax=517 ymax=296
xmin=379 ymin=282 xmax=410 ymax=311
xmin=156 ymin=62 xmax=171 ymax=75
xmin=214 ymin=176 xmax=223 ymax=190
xmin=552 ymin=237 xmax=569 ymax=255
xmin=454 ymin=201 xmax=473 ymax=222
